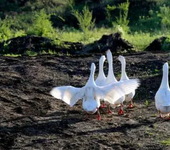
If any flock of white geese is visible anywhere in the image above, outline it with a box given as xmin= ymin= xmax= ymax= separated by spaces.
xmin=50 ymin=50 xmax=170 ymax=120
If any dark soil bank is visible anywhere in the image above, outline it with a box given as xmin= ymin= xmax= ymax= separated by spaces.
xmin=0 ymin=52 xmax=170 ymax=150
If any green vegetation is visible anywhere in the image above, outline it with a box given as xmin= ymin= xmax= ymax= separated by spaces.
xmin=72 ymin=5 xmax=95 ymax=41
xmin=0 ymin=0 xmax=170 ymax=55
xmin=25 ymin=50 xmax=38 ymax=56
xmin=162 ymin=38 xmax=170 ymax=51
xmin=161 ymin=138 xmax=170 ymax=146
xmin=144 ymin=100 xmax=149 ymax=107
xmin=0 ymin=17 xmax=13 ymax=41
xmin=158 ymin=5 xmax=170 ymax=33
xmin=23 ymin=50 xmax=57 ymax=56
xmin=124 ymin=32 xmax=161 ymax=50
xmin=3 ymin=54 xmax=21 ymax=57
xmin=114 ymin=0 xmax=130 ymax=33
xmin=27 ymin=9 xmax=56 ymax=38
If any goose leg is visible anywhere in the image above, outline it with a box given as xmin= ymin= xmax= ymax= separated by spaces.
xmin=159 ymin=110 xmax=163 ymax=118
xmin=97 ymin=108 xmax=101 ymax=121
xmin=167 ymin=113 xmax=170 ymax=120
xmin=107 ymin=104 xmax=112 ymax=114
xmin=128 ymin=100 xmax=133 ymax=108
xmin=118 ymin=103 xmax=124 ymax=115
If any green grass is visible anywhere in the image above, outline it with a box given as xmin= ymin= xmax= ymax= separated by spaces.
xmin=25 ymin=51 xmax=38 ymax=56
xmin=2 ymin=27 xmax=170 ymax=55
xmin=57 ymin=27 xmax=170 ymax=51
xmin=161 ymin=138 xmax=170 ymax=145
xmin=41 ymin=50 xmax=57 ymax=55
xmin=56 ymin=27 xmax=115 ymax=44
xmin=124 ymin=32 xmax=161 ymax=51
xmin=144 ymin=100 xmax=149 ymax=107
xmin=3 ymin=54 xmax=21 ymax=57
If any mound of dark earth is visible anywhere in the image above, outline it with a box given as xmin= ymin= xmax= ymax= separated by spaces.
xmin=0 ymin=51 xmax=170 ymax=150
xmin=0 ymin=35 xmax=83 ymax=55
xmin=145 ymin=36 xmax=168 ymax=52
xmin=0 ymin=33 xmax=134 ymax=55
xmin=79 ymin=32 xmax=134 ymax=54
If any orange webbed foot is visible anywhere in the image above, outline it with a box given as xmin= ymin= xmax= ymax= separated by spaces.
xmin=107 ymin=110 xmax=112 ymax=114
xmin=118 ymin=108 xmax=124 ymax=115
xmin=97 ymin=114 xmax=101 ymax=121
xmin=128 ymin=103 xmax=133 ymax=108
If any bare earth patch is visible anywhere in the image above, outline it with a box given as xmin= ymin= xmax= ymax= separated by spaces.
xmin=0 ymin=52 xmax=170 ymax=150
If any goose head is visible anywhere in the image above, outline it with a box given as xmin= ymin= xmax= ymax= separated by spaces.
xmin=95 ymin=55 xmax=106 ymax=86
xmin=86 ymin=62 xmax=96 ymax=87
xmin=91 ymin=62 xmax=96 ymax=71
xmin=106 ymin=50 xmax=113 ymax=63
xmin=118 ymin=55 xmax=125 ymax=62
xmin=163 ymin=62 xmax=169 ymax=72
xmin=117 ymin=55 xmax=129 ymax=80
xmin=160 ymin=62 xmax=169 ymax=89
xmin=100 ymin=55 xmax=106 ymax=66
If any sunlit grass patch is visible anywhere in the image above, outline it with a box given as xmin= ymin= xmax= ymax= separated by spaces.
xmin=24 ymin=50 xmax=37 ymax=56
xmin=124 ymin=32 xmax=161 ymax=51
xmin=56 ymin=27 xmax=115 ymax=44
xmin=161 ymin=138 xmax=170 ymax=145
xmin=41 ymin=50 xmax=57 ymax=55
xmin=57 ymin=27 xmax=168 ymax=51
xmin=3 ymin=54 xmax=21 ymax=57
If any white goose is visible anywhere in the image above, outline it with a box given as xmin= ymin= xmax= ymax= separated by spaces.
xmin=155 ymin=62 xmax=170 ymax=118
xmin=105 ymin=50 xmax=125 ymax=115
xmin=50 ymin=63 xmax=140 ymax=120
xmin=95 ymin=55 xmax=107 ymax=108
xmin=118 ymin=55 xmax=135 ymax=108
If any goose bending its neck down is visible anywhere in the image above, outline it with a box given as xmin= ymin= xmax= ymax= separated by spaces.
xmin=50 ymin=62 xmax=140 ymax=120
xmin=118 ymin=55 xmax=136 ymax=108
xmin=105 ymin=50 xmax=125 ymax=115
xmin=155 ymin=62 xmax=170 ymax=118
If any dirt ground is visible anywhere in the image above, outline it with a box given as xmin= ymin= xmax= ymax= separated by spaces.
xmin=0 ymin=51 xmax=170 ymax=150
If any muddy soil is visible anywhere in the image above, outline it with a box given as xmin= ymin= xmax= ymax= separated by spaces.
xmin=0 ymin=51 xmax=170 ymax=150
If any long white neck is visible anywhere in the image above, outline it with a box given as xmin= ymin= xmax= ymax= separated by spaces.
xmin=120 ymin=57 xmax=129 ymax=80
xmin=107 ymin=53 xmax=117 ymax=83
xmin=86 ymin=63 xmax=96 ymax=86
xmin=98 ymin=57 xmax=106 ymax=79
xmin=160 ymin=63 xmax=169 ymax=89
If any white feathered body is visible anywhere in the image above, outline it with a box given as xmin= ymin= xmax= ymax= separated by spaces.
xmin=155 ymin=88 xmax=170 ymax=114
xmin=120 ymin=79 xmax=135 ymax=102
xmin=105 ymin=50 xmax=125 ymax=105
xmin=118 ymin=55 xmax=136 ymax=102
xmin=155 ymin=62 xmax=170 ymax=114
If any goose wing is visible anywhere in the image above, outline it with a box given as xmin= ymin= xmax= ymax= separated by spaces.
xmin=50 ymin=86 xmax=84 ymax=107
xmin=160 ymin=90 xmax=170 ymax=106
xmin=98 ymin=79 xmax=140 ymax=104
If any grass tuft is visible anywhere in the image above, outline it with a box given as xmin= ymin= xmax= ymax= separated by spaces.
xmin=161 ymin=138 xmax=170 ymax=145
